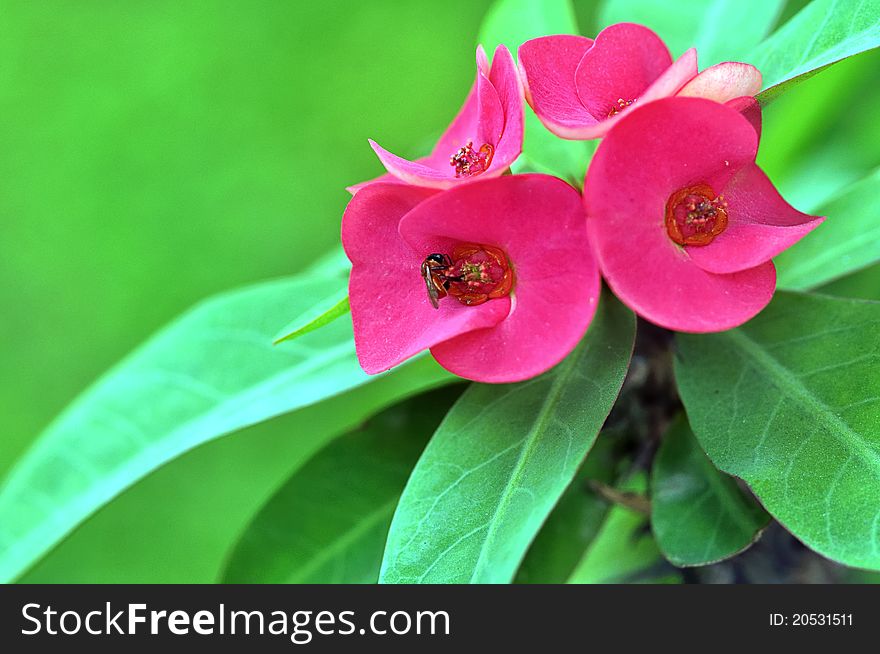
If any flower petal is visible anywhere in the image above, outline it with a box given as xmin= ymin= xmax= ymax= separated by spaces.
xmin=399 ymin=174 xmax=599 ymax=382
xmin=677 ymin=61 xmax=762 ymax=104
xmin=369 ymin=45 xmax=510 ymax=189
xmin=592 ymin=233 xmax=777 ymax=332
xmin=583 ymin=97 xmax=774 ymax=332
xmin=428 ymin=49 xmax=483 ymax=164
xmin=369 ymin=135 xmax=507 ymax=190
xmin=428 ymin=45 xmax=514 ymax=172
xmin=518 ymin=35 xmax=596 ymax=137
xmin=342 ymin=183 xmax=508 ymax=374
xmin=575 ymin=23 xmax=673 ymax=120
xmin=577 ymin=47 xmax=698 ymax=140
xmin=637 ymin=48 xmax=698 ymax=103
xmin=725 ymin=96 xmax=762 ymax=139
xmin=475 ymin=65 xmax=505 ymax=148
xmin=488 ymin=44 xmax=525 ymax=173
xmin=368 ymin=140 xmax=459 ymax=188
xmin=687 ymin=163 xmax=825 ymax=274
xmin=346 ymin=171 xmax=398 ymax=196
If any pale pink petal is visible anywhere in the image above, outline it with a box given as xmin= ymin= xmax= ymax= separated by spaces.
xmin=687 ymin=163 xmax=825 ymax=274
xmin=518 ymin=35 xmax=596 ymax=137
xmin=677 ymin=62 xmax=762 ymax=103
xmin=399 ymin=174 xmax=599 ymax=382
xmin=583 ymin=97 xmax=774 ymax=332
xmin=575 ymin=23 xmax=673 ymax=119
xmin=342 ymin=183 xmax=508 ymax=374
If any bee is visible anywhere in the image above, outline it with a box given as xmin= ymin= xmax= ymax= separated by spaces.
xmin=420 ymin=253 xmax=457 ymax=309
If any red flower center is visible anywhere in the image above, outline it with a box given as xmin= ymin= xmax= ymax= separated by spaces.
xmin=665 ymin=183 xmax=728 ymax=246
xmin=450 ymin=142 xmax=494 ymax=178
xmin=446 ymin=243 xmax=514 ymax=306
xmin=608 ymin=97 xmax=636 ymax=118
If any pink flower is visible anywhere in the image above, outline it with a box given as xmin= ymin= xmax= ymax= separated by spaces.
xmin=342 ymin=174 xmax=599 ymax=382
xmin=583 ymin=97 xmax=824 ymax=332
xmin=518 ymin=22 xmax=762 ymax=140
xmin=352 ymin=45 xmax=524 ymax=192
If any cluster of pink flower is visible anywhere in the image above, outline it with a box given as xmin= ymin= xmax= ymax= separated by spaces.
xmin=342 ymin=23 xmax=823 ymax=383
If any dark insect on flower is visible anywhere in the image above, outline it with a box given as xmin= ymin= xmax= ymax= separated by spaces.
xmin=420 ymin=246 xmax=514 ymax=309
xmin=420 ymin=253 xmax=456 ymax=309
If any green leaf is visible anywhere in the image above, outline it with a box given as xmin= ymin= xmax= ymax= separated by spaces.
xmin=652 ymin=415 xmax=769 ymax=567
xmin=18 ymin=371 xmax=447 ymax=584
xmin=820 ymin=262 xmax=880 ymax=302
xmin=758 ymin=48 xmax=880 ymax=213
xmin=775 ymin=169 xmax=880 ymax=290
xmin=515 ymin=433 xmax=617 ymax=583
xmin=841 ymin=568 xmax=880 ymax=583
xmin=273 ymin=292 xmax=350 ymax=345
xmin=379 ymin=291 xmax=636 ymax=584
xmin=479 ymin=0 xmax=592 ymax=185
xmin=675 ymin=291 xmax=880 ymax=570
xmin=598 ymin=0 xmax=784 ymax=67
xmin=752 ymin=0 xmax=880 ymax=102
xmin=567 ymin=473 xmax=679 ymax=583
xmin=0 ymin=273 xmax=452 ymax=583
xmin=221 ymin=388 xmax=459 ymax=584
xmin=306 ymin=246 xmax=352 ymax=279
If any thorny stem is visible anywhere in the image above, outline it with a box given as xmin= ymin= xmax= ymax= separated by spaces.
xmin=604 ymin=318 xmax=681 ymax=471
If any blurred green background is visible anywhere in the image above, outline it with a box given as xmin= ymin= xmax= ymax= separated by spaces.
xmin=0 ymin=0 xmax=492 ymax=582
xmin=1 ymin=0 xmax=878 ymax=582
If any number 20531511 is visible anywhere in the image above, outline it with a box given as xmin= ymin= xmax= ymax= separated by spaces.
xmin=769 ymin=613 xmax=853 ymax=626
